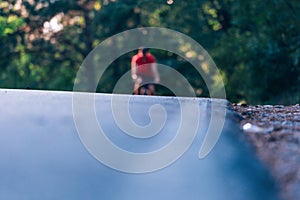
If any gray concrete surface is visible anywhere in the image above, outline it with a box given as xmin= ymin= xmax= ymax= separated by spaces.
xmin=0 ymin=89 xmax=279 ymax=200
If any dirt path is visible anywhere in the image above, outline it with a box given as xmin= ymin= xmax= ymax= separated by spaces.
xmin=231 ymin=104 xmax=300 ymax=200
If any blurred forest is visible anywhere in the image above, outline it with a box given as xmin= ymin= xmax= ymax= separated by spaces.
xmin=0 ymin=0 xmax=299 ymax=104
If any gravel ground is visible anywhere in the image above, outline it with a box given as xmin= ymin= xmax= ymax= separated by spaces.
xmin=231 ymin=104 xmax=300 ymax=200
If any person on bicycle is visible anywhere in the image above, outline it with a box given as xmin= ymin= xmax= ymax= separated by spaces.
xmin=131 ymin=48 xmax=160 ymax=95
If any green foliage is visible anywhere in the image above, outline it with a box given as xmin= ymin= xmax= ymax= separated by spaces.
xmin=0 ymin=0 xmax=299 ymax=104
xmin=213 ymin=0 xmax=300 ymax=104
xmin=0 ymin=15 xmax=24 ymax=37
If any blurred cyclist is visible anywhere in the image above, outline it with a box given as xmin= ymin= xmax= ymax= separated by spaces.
xmin=131 ymin=48 xmax=160 ymax=95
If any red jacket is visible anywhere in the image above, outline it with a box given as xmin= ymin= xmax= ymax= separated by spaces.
xmin=132 ymin=52 xmax=156 ymax=77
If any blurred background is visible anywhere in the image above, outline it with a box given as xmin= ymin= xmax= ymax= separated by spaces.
xmin=0 ymin=0 xmax=299 ymax=104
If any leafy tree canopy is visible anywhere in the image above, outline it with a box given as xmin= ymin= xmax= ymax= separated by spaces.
xmin=0 ymin=0 xmax=299 ymax=104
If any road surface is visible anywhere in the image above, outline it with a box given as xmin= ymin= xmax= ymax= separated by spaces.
xmin=0 ymin=89 xmax=279 ymax=200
